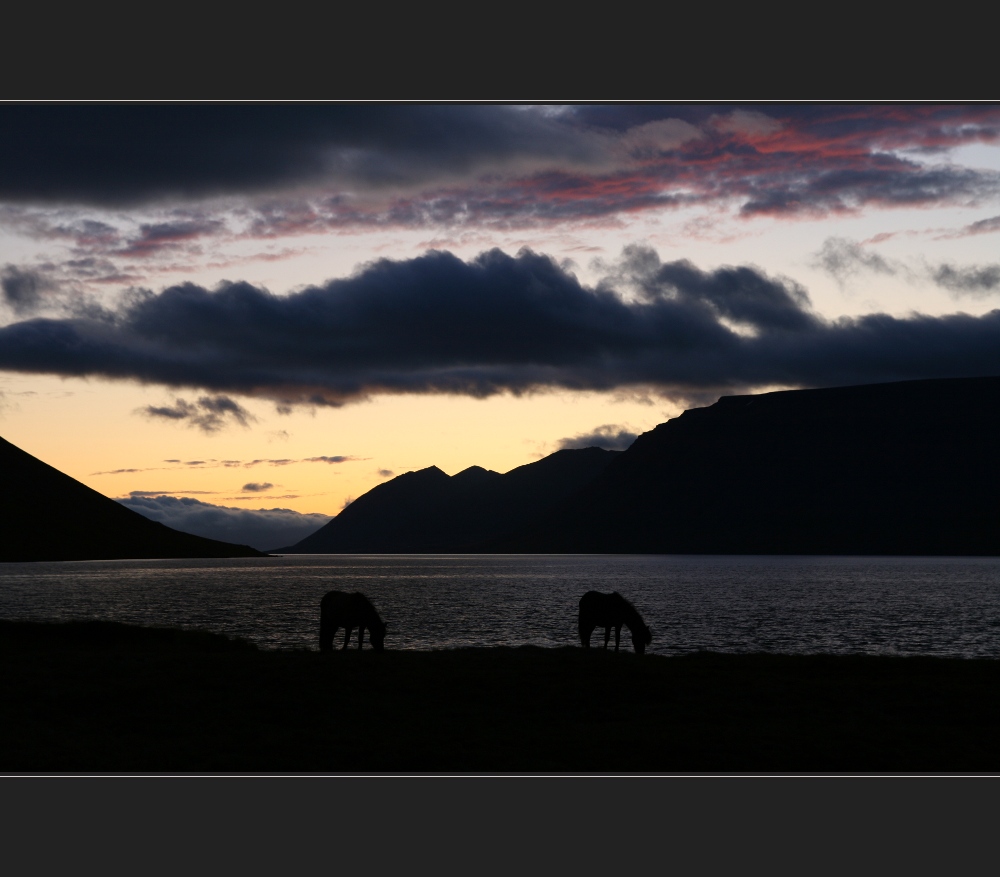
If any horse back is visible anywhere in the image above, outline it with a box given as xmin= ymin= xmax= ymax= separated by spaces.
xmin=579 ymin=590 xmax=625 ymax=623
xmin=321 ymin=590 xmax=372 ymax=624
xmin=579 ymin=590 xmax=607 ymax=612
xmin=321 ymin=590 xmax=385 ymax=635
xmin=321 ymin=590 xmax=352 ymax=621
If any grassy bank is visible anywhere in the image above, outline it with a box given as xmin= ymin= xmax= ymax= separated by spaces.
xmin=2 ymin=619 xmax=998 ymax=773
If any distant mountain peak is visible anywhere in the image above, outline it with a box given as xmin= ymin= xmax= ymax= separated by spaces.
xmin=452 ymin=465 xmax=501 ymax=485
xmin=405 ymin=465 xmax=447 ymax=476
xmin=277 ymin=444 xmax=622 ymax=554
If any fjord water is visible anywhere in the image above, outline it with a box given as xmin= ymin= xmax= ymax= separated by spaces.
xmin=2 ymin=554 xmax=1000 ymax=658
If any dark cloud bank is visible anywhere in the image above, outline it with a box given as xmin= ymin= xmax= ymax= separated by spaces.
xmin=3 ymin=246 xmax=1000 ymax=406
xmin=3 ymin=105 xmax=999 ymax=224
xmin=0 ymin=105 xmax=598 ymax=206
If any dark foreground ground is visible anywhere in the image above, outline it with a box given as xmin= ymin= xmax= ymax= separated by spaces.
xmin=3 ymin=619 xmax=999 ymax=773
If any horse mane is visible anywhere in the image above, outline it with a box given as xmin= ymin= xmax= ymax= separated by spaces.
xmin=612 ymin=591 xmax=642 ymax=622
xmin=355 ymin=592 xmax=387 ymax=632
xmin=612 ymin=591 xmax=638 ymax=613
xmin=613 ymin=591 xmax=651 ymax=643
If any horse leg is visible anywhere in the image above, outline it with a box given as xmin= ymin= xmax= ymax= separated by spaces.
xmin=358 ymin=626 xmax=365 ymax=649
xmin=342 ymin=626 xmax=351 ymax=650
xmin=614 ymin=625 xmax=621 ymax=652
xmin=580 ymin=624 xmax=594 ymax=648
xmin=603 ymin=626 xmax=611 ymax=649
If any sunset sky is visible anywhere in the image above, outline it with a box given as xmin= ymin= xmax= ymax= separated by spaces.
xmin=3 ymin=103 xmax=1000 ymax=548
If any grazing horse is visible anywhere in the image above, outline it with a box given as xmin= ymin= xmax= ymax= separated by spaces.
xmin=319 ymin=591 xmax=387 ymax=652
xmin=578 ymin=590 xmax=652 ymax=655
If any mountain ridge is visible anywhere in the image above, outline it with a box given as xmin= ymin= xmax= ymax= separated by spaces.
xmin=274 ymin=446 xmax=621 ymax=553
xmin=492 ymin=375 xmax=1000 ymax=555
xmin=281 ymin=375 xmax=1000 ymax=556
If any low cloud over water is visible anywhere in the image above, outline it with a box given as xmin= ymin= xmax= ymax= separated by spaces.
xmin=118 ymin=494 xmax=331 ymax=551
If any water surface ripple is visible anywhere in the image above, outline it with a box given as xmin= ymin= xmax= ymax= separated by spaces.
xmin=2 ymin=554 xmax=1000 ymax=657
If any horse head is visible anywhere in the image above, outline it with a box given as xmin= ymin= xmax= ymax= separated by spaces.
xmin=631 ymin=623 xmax=652 ymax=655
xmin=370 ymin=620 xmax=387 ymax=652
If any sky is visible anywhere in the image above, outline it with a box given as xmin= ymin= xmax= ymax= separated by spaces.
xmin=3 ymin=103 xmax=1000 ymax=549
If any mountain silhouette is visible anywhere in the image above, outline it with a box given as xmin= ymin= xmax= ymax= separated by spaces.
xmin=274 ymin=446 xmax=621 ymax=553
xmin=494 ymin=376 xmax=1000 ymax=555
xmin=0 ymin=435 xmax=266 ymax=562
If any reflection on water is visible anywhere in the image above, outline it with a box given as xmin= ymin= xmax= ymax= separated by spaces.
xmin=1 ymin=554 xmax=1000 ymax=657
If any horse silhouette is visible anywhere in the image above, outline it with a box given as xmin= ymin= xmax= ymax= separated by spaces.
xmin=578 ymin=590 xmax=652 ymax=655
xmin=319 ymin=591 xmax=387 ymax=652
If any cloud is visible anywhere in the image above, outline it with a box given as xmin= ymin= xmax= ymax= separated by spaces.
xmin=736 ymin=162 xmax=999 ymax=218
xmin=617 ymin=119 xmax=703 ymax=159
xmin=812 ymin=238 xmax=902 ymax=286
xmin=302 ymin=455 xmax=359 ymax=464
xmin=241 ymin=482 xmax=273 ymax=492
xmin=127 ymin=489 xmax=216 ymax=496
xmin=128 ymin=455 xmax=360 ymax=469
xmin=710 ymin=109 xmax=784 ymax=138
xmin=140 ymin=395 xmax=256 ymax=433
xmin=813 ymin=236 xmax=1000 ymax=297
xmin=243 ymin=456 xmax=359 ymax=467
xmin=556 ymin=425 xmax=638 ymax=451
xmin=226 ymin=493 xmax=300 ymax=502
xmin=1 ymin=265 xmax=59 ymax=314
xmin=0 ymin=105 xmax=608 ymax=207
xmin=117 ymin=217 xmax=227 ymax=258
xmin=117 ymin=493 xmax=331 ymax=551
xmin=6 ymin=245 xmax=1000 ymax=405
xmin=954 ymin=215 xmax=1000 ymax=237
xmin=3 ymin=105 xmax=1000 ymax=230
xmin=930 ymin=263 xmax=1000 ymax=296
xmin=377 ymin=468 xmax=394 ymax=478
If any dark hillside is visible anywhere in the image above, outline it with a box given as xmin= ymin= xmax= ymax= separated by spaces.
xmin=286 ymin=465 xmax=456 ymax=553
xmin=0 ymin=434 xmax=265 ymax=561
xmin=495 ymin=376 xmax=1000 ymax=555
xmin=278 ymin=446 xmax=620 ymax=553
